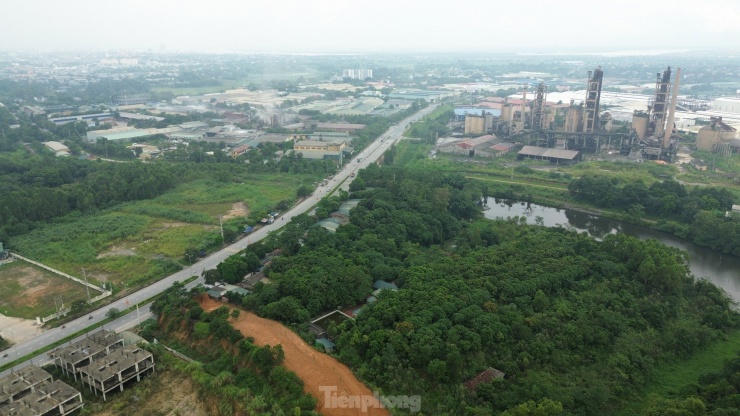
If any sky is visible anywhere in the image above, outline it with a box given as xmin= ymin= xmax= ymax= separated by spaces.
xmin=1 ymin=0 xmax=740 ymax=54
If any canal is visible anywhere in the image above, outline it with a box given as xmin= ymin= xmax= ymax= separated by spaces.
xmin=483 ymin=198 xmax=740 ymax=302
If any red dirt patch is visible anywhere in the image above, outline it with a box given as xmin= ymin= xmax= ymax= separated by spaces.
xmin=200 ymin=297 xmax=389 ymax=416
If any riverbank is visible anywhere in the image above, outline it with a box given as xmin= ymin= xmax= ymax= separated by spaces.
xmin=470 ymin=174 xmax=736 ymax=257
xmin=483 ymin=198 xmax=740 ymax=301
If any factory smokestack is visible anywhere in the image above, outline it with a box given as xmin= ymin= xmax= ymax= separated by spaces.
xmin=663 ymin=67 xmax=681 ymax=149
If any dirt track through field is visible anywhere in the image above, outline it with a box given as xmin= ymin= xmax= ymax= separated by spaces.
xmin=200 ymin=297 xmax=388 ymax=416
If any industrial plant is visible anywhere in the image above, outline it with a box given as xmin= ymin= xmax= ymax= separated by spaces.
xmin=455 ymin=65 xmax=706 ymax=163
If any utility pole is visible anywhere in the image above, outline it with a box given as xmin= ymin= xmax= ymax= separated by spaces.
xmin=219 ymin=215 xmax=225 ymax=245
xmin=82 ymin=268 xmax=91 ymax=302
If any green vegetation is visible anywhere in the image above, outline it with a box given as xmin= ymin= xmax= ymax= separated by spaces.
xmin=637 ymin=350 xmax=740 ymax=415
xmin=618 ymin=330 xmax=740 ymax=415
xmin=386 ymin=139 xmax=433 ymax=166
xmin=394 ymin=155 xmax=739 ymax=257
xmin=569 ymin=175 xmax=739 ymax=255
xmin=236 ymin=165 xmax=739 ymax=415
xmin=404 ymin=103 xmax=453 ymax=143
xmin=6 ymin=168 xmax=320 ymax=289
xmin=147 ymin=282 xmax=319 ymax=415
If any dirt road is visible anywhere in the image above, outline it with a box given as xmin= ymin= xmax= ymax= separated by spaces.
xmin=200 ymin=297 xmax=389 ymax=416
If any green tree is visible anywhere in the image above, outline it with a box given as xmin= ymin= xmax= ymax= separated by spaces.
xmin=106 ymin=308 xmax=121 ymax=319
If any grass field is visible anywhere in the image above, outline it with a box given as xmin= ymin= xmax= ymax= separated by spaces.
xmin=616 ymin=329 xmax=740 ymax=415
xmin=393 ymin=140 xmax=432 ymax=166
xmin=0 ymin=261 xmax=90 ymax=319
xmin=9 ymin=174 xmax=321 ymax=292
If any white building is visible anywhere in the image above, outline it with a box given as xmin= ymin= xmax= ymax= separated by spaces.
xmin=342 ymin=69 xmax=373 ymax=80
xmin=42 ymin=141 xmax=70 ymax=156
xmin=711 ymin=97 xmax=740 ymax=114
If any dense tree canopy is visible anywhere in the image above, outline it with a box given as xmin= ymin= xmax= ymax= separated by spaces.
xmin=240 ymin=166 xmax=739 ymax=415
xmin=569 ymin=175 xmax=739 ymax=256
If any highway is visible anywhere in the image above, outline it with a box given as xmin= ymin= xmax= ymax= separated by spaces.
xmin=0 ymin=104 xmax=438 ymax=376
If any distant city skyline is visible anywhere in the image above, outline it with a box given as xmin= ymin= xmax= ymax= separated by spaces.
xmin=1 ymin=0 xmax=739 ymax=54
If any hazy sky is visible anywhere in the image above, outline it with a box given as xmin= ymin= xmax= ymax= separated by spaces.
xmin=1 ymin=0 xmax=739 ymax=54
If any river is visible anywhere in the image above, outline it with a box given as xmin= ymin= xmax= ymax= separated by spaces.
xmin=483 ymin=198 xmax=740 ymax=302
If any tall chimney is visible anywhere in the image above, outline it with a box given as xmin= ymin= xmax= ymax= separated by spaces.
xmin=663 ymin=67 xmax=681 ymax=149
xmin=521 ymin=88 xmax=527 ymax=124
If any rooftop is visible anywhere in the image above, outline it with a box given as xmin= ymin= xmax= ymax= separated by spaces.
xmin=118 ymin=112 xmax=165 ymax=121
xmin=463 ymin=367 xmax=505 ymax=391
xmin=373 ymin=280 xmax=398 ymax=291
xmin=315 ymin=122 xmax=366 ymax=130
xmin=0 ymin=379 xmax=82 ymax=416
xmin=0 ymin=366 xmax=52 ymax=404
xmin=458 ymin=135 xmax=498 ymax=149
xmin=79 ymin=345 xmax=153 ymax=382
xmin=518 ymin=146 xmax=579 ymax=160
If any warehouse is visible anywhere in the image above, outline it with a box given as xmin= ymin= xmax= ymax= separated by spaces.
xmin=517 ymin=146 xmax=581 ymax=163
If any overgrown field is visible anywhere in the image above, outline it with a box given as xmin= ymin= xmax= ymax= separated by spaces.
xmin=392 ymin=140 xmax=432 ymax=166
xmin=9 ymin=175 xmax=319 ymax=291
xmin=0 ymin=260 xmax=89 ymax=319
xmin=616 ymin=329 xmax=740 ymax=415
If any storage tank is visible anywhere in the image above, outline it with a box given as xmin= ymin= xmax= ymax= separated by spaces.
xmin=632 ymin=112 xmax=649 ymax=140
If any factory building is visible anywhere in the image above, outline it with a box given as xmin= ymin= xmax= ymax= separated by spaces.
xmin=711 ymin=97 xmax=740 ymax=114
xmin=315 ymin=122 xmax=366 ymax=133
xmin=518 ymin=146 xmax=581 ymax=163
xmin=465 ymin=113 xmax=494 ymax=134
xmin=293 ymin=138 xmax=348 ymax=160
xmin=48 ymin=113 xmax=114 ymax=126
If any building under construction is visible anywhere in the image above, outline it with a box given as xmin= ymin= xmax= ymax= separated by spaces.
xmin=78 ymin=344 xmax=155 ymax=401
xmin=0 ymin=365 xmax=83 ymax=416
xmin=48 ymin=329 xmax=154 ymax=402
xmin=48 ymin=330 xmax=124 ymax=382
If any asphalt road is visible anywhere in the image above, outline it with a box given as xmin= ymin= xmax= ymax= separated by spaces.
xmin=0 ymin=104 xmax=438 ymax=376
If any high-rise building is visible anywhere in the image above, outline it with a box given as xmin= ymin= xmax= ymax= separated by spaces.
xmin=342 ymin=69 xmax=373 ymax=80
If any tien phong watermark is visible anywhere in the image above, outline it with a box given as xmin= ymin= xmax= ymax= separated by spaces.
xmin=320 ymin=386 xmax=421 ymax=413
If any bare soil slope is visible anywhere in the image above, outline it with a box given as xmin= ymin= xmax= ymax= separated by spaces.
xmin=94 ymin=367 xmax=209 ymax=416
xmin=200 ymin=297 xmax=388 ymax=416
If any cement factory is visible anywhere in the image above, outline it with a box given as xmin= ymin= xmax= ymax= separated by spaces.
xmin=525 ymin=65 xmax=683 ymax=161
xmin=454 ymin=64 xmax=738 ymax=163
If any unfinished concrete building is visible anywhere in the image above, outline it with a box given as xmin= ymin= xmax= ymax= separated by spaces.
xmin=78 ymin=345 xmax=155 ymax=401
xmin=48 ymin=330 xmax=124 ymax=382
xmin=0 ymin=366 xmax=82 ymax=416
